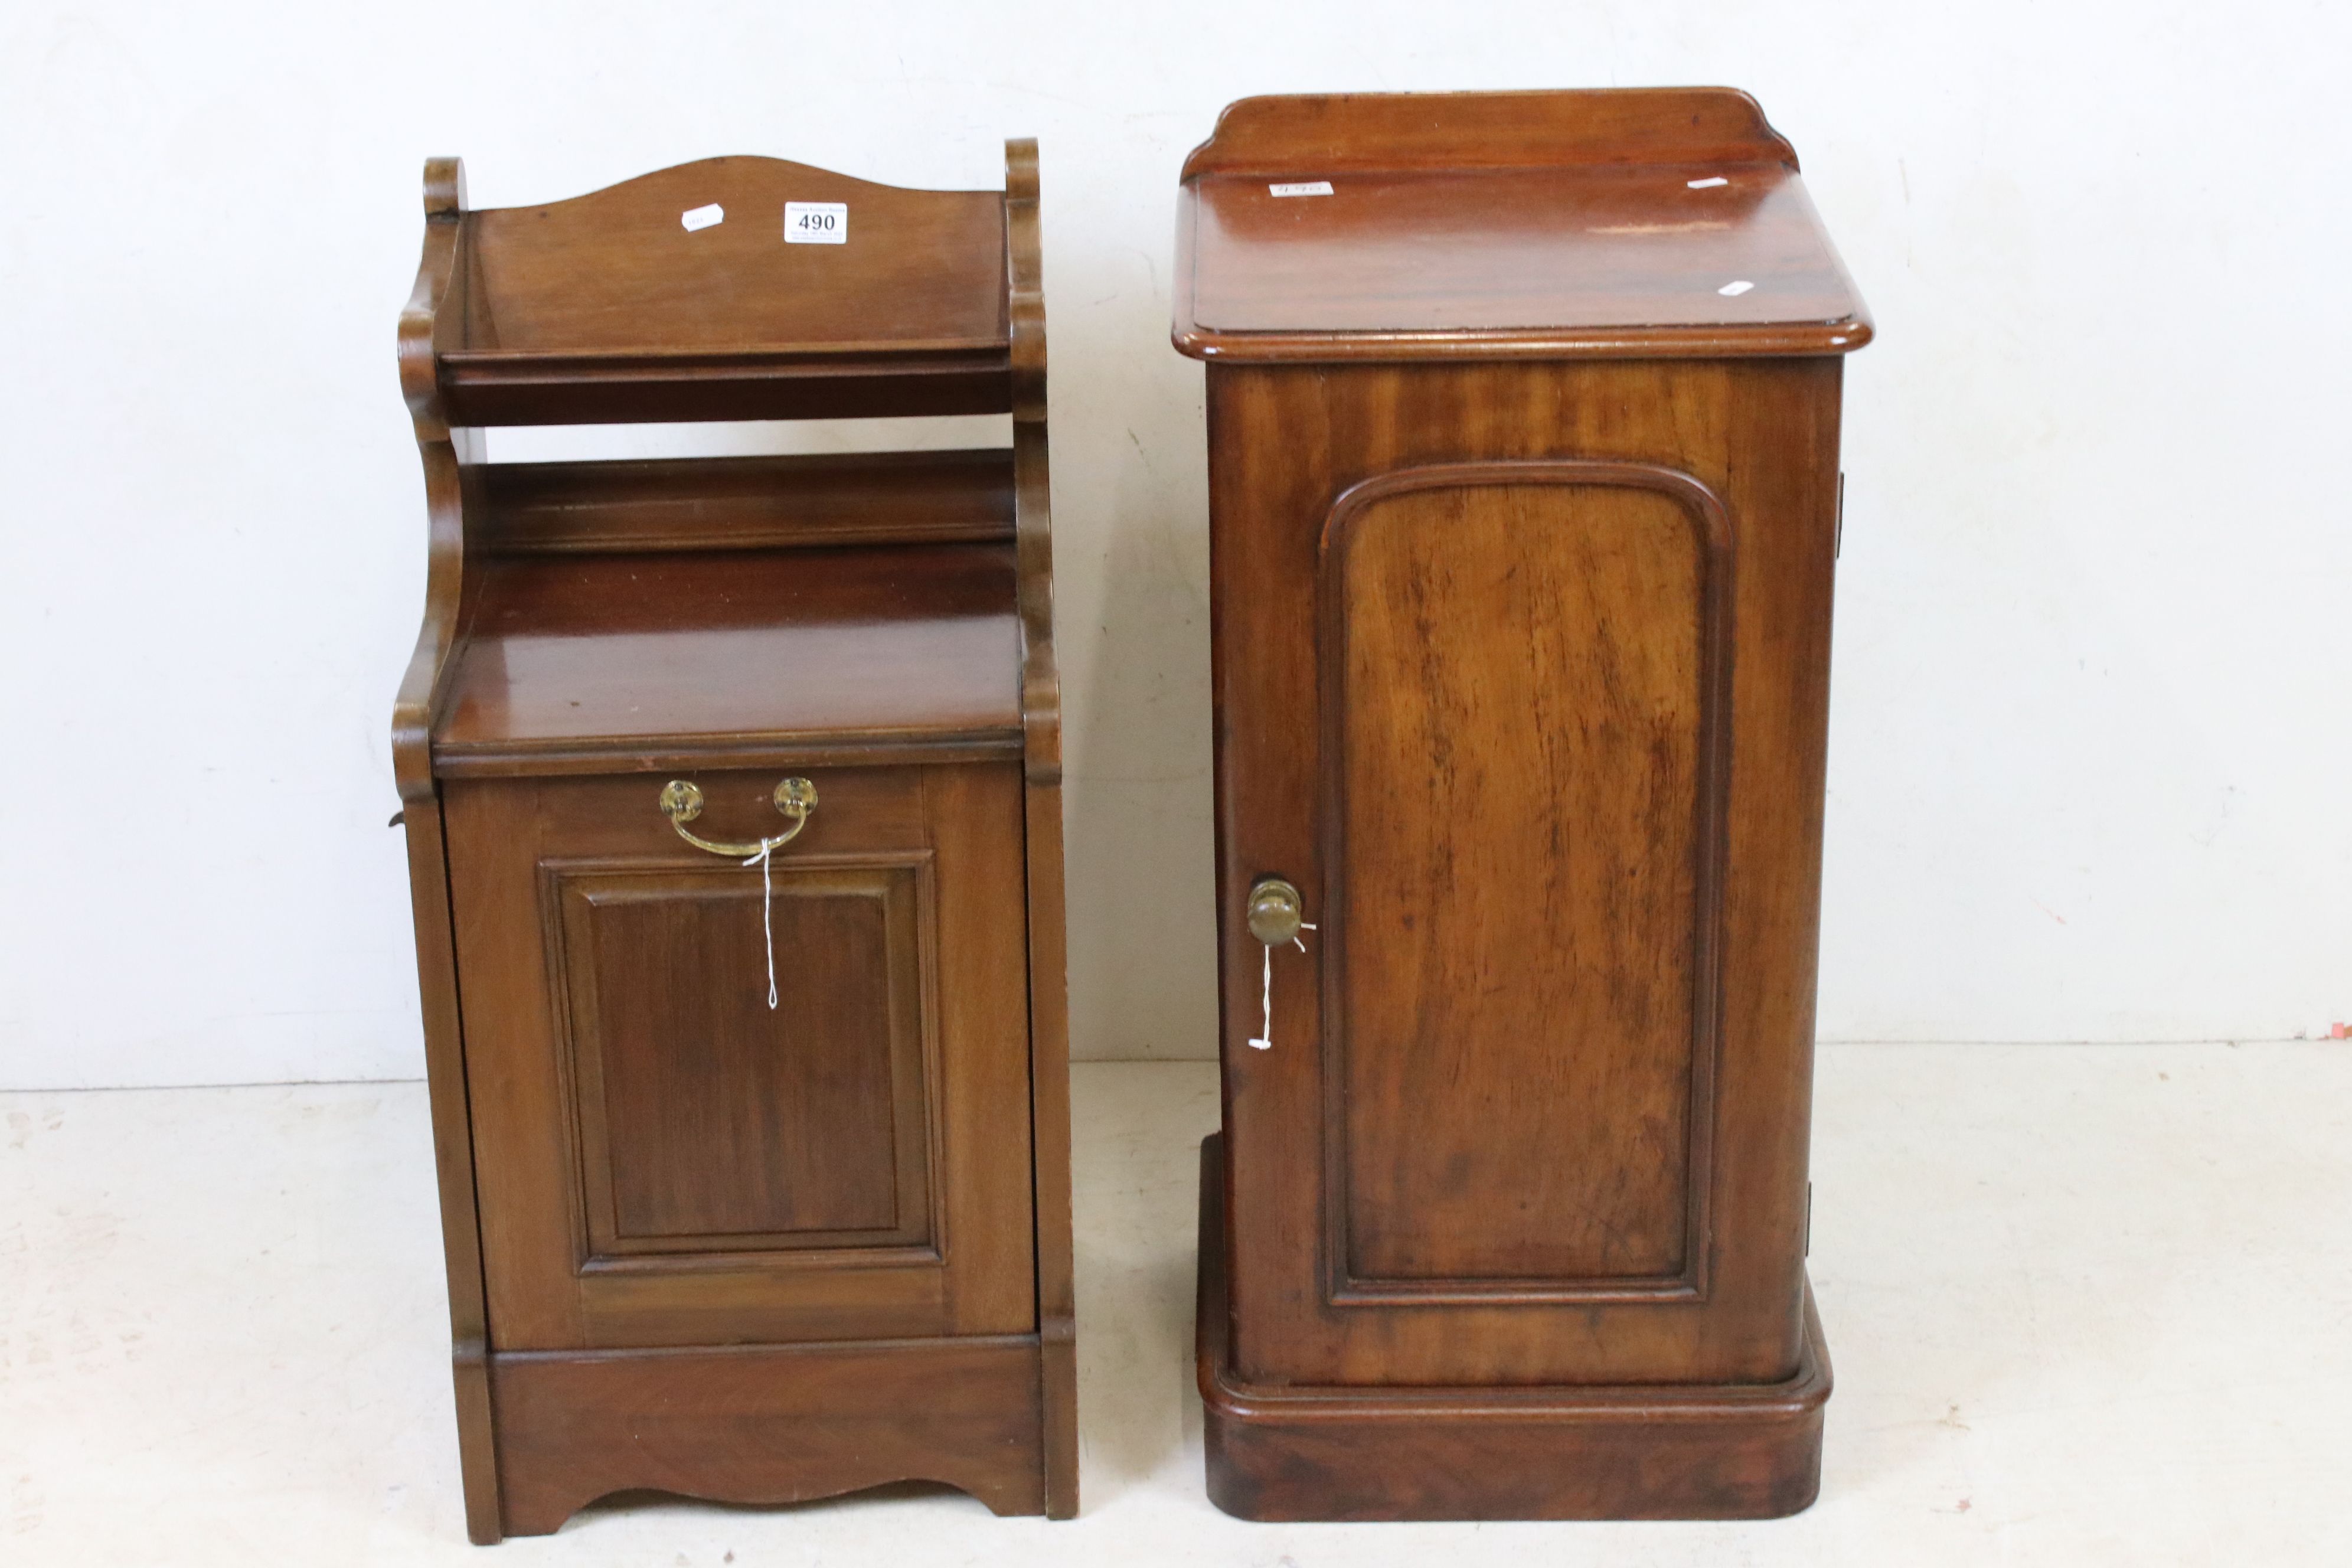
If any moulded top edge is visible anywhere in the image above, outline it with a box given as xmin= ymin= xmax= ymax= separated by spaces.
xmin=1174 ymin=157 xmax=1871 ymax=361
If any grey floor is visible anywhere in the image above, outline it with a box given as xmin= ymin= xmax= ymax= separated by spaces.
xmin=2 ymin=1048 xmax=2345 ymax=1565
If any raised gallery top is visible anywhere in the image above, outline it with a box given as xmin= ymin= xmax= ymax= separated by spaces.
xmin=1172 ymin=88 xmax=1872 ymax=362
xmin=411 ymin=155 xmax=1015 ymax=424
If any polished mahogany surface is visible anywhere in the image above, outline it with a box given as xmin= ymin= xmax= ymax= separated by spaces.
xmin=1175 ymin=88 xmax=1870 ymax=361
xmin=1195 ymin=1135 xmax=1831 ymax=1523
xmin=554 ymin=859 xmax=927 ymax=1246
xmin=1326 ymin=469 xmax=1726 ymax=1289
xmin=459 ymin=156 xmax=1007 ymax=355
xmin=433 ymin=545 xmax=1024 ymax=773
xmin=394 ymin=142 xmax=1074 ymax=1538
xmin=1188 ymin=164 xmax=1863 ymax=341
xmin=492 ymin=1337 xmax=1048 ymax=1536
xmin=1208 ymin=358 xmax=1838 ymax=1390
xmin=1178 ymin=89 xmax=1867 ymax=1522
xmin=432 ymin=158 xmax=1016 ymax=424
xmin=478 ymin=449 xmax=1017 ymax=556
xmin=446 ymin=764 xmax=1037 ymax=1354
xmin=1178 ymin=87 xmax=1799 ymax=176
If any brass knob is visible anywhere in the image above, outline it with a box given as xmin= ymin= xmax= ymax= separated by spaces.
xmin=1246 ymin=877 xmax=1304 ymax=946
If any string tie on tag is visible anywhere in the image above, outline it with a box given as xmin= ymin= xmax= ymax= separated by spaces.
xmin=1248 ymin=923 xmax=1315 ymax=1051
xmin=742 ymin=842 xmax=780 ymax=1010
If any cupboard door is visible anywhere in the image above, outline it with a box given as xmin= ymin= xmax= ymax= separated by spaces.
xmin=1210 ymin=360 xmax=1840 ymax=1389
xmin=446 ymin=764 xmax=1035 ymax=1351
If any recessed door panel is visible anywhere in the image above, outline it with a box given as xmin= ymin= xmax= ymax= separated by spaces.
xmin=1320 ymin=463 xmax=1732 ymax=1299
xmin=550 ymin=859 xmax=932 ymax=1256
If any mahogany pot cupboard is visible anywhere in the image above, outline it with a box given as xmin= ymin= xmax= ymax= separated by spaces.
xmin=1173 ymin=88 xmax=1873 ymax=1521
xmin=392 ymin=146 xmax=1076 ymax=1541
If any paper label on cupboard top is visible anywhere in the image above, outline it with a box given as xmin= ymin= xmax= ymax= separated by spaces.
xmin=785 ymin=202 xmax=848 ymax=244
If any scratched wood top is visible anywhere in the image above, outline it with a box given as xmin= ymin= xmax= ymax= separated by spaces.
xmin=1174 ymin=89 xmax=1870 ymax=361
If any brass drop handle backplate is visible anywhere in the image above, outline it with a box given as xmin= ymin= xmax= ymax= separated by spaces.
xmin=1247 ymin=877 xmax=1305 ymax=946
xmin=657 ymin=777 xmax=818 ymax=858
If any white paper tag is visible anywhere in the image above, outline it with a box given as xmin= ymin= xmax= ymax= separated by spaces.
xmin=680 ymin=202 xmax=724 ymax=232
xmin=1268 ymin=180 xmax=1334 ymax=198
xmin=1686 ymin=176 xmax=1730 ymax=190
xmin=784 ymin=201 xmax=847 ymax=244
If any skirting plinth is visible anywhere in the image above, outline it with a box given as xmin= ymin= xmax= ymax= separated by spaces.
xmin=1195 ymin=1135 xmax=1832 ymax=1522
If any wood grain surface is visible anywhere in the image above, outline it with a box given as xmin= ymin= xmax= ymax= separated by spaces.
xmin=1005 ymin=135 xmax=1081 ymax=1520
xmin=446 ymin=765 xmax=1034 ymax=1354
xmin=397 ymin=142 xmax=1073 ymax=1536
xmin=459 ymin=156 xmax=1007 ymax=355
xmin=1186 ymin=164 xmax=1864 ymax=341
xmin=1173 ymin=88 xmax=1869 ymax=361
xmin=1182 ymin=86 xmax=1863 ymax=1522
xmin=1179 ymin=87 xmax=1800 ymax=178
xmin=1205 ymin=357 xmax=1840 ymax=1391
xmin=551 ymin=860 xmax=930 ymax=1252
xmin=432 ymin=545 xmax=1024 ymax=775
xmin=491 ymin=1335 xmax=1048 ymax=1536
xmin=390 ymin=154 xmax=504 ymax=1544
xmin=1195 ymin=1136 xmax=1830 ymax=1522
xmin=1322 ymin=465 xmax=1732 ymax=1296
xmin=437 ymin=156 xmax=1014 ymax=424
xmin=479 ymin=449 xmax=1017 ymax=556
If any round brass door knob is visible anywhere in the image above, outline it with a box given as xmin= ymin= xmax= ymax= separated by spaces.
xmin=1246 ymin=877 xmax=1305 ymax=946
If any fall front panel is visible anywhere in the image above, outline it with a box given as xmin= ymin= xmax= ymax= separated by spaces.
xmin=446 ymin=765 xmax=1035 ymax=1351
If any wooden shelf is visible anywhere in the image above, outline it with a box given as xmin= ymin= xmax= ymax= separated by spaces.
xmin=476 ymin=449 xmax=1017 ymax=557
xmin=430 ymin=156 xmax=1014 ymax=424
xmin=439 ymin=344 xmax=1014 ymax=425
xmin=431 ymin=544 xmax=1024 ymax=776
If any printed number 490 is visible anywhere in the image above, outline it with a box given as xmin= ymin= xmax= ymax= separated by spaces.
xmin=784 ymin=202 xmax=847 ymax=244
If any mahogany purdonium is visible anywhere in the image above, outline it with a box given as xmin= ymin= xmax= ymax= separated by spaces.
xmin=393 ymin=145 xmax=1076 ymax=1541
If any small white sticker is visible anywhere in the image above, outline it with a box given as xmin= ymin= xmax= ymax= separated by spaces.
xmin=1686 ymin=176 xmax=1729 ymax=190
xmin=785 ymin=201 xmax=848 ymax=244
xmin=1268 ymin=180 xmax=1334 ymax=198
xmin=1718 ymin=279 xmax=1756 ymax=296
xmin=680 ymin=203 xmax=724 ymax=232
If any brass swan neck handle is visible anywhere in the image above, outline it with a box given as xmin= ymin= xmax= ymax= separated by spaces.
xmin=657 ymin=778 xmax=818 ymax=858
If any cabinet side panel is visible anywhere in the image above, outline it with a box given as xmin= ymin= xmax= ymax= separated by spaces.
xmin=922 ymin=763 xmax=1042 ymax=1336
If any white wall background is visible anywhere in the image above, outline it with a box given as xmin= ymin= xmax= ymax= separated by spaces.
xmin=1 ymin=1 xmax=2345 ymax=1089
